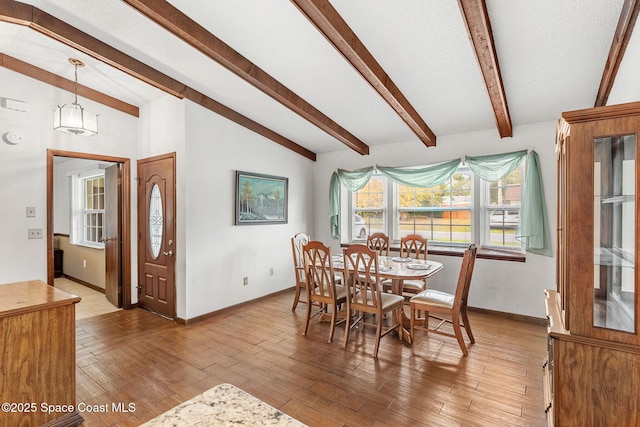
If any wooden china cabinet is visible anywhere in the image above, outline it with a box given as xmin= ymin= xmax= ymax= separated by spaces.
xmin=545 ymin=102 xmax=640 ymax=426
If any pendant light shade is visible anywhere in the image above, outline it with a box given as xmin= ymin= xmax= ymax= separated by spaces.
xmin=53 ymin=58 xmax=98 ymax=136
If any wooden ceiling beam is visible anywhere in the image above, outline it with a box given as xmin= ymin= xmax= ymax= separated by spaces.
xmin=0 ymin=1 xmax=316 ymax=161
xmin=291 ymin=0 xmax=436 ymax=148
xmin=594 ymin=0 xmax=640 ymax=107
xmin=0 ymin=53 xmax=139 ymax=117
xmin=457 ymin=0 xmax=512 ymax=138
xmin=122 ymin=0 xmax=369 ymax=156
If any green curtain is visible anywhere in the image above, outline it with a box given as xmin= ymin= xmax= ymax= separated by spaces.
xmin=377 ymin=159 xmax=462 ymax=187
xmin=329 ymin=150 xmax=552 ymax=257
xmin=517 ymin=151 xmax=552 ymax=256
xmin=329 ymin=167 xmax=374 ymax=239
xmin=465 ymin=149 xmax=551 ymax=256
xmin=465 ymin=150 xmax=527 ymax=181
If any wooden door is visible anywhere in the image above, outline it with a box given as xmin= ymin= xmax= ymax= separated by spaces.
xmin=104 ymin=164 xmax=122 ymax=308
xmin=137 ymin=153 xmax=176 ymax=318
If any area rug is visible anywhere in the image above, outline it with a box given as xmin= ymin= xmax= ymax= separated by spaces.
xmin=140 ymin=383 xmax=306 ymax=426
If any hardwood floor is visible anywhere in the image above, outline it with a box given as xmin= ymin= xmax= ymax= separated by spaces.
xmin=75 ymin=290 xmax=548 ymax=426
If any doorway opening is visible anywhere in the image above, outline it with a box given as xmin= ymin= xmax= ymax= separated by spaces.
xmin=46 ymin=149 xmax=132 ymax=311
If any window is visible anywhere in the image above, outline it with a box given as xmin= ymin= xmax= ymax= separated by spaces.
xmin=352 ymin=175 xmax=385 ymax=241
xmin=483 ymin=167 xmax=522 ymax=249
xmin=344 ymin=163 xmax=525 ymax=252
xmin=396 ymin=169 xmax=472 ymax=245
xmin=70 ymin=171 xmax=105 ymax=249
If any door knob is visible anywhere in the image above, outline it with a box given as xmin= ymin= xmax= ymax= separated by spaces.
xmin=163 ymin=250 xmax=173 ymax=256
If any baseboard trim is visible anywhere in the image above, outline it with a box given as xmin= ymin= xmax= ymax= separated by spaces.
xmin=60 ymin=275 xmax=105 ymax=294
xmin=177 ymin=288 xmax=293 ymax=326
xmin=468 ymin=306 xmax=547 ymax=325
xmin=177 ymin=288 xmax=547 ymax=326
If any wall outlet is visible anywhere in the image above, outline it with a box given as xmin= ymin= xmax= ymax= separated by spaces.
xmin=27 ymin=228 xmax=43 ymax=239
xmin=243 ymin=276 xmax=248 ymax=286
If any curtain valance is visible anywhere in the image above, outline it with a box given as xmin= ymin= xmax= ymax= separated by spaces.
xmin=329 ymin=149 xmax=552 ymax=257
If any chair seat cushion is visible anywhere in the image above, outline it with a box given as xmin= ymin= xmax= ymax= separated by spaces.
xmin=334 ymin=284 xmax=348 ymax=300
xmin=380 ymin=292 xmax=405 ymax=310
xmin=316 ymin=284 xmax=348 ymax=300
xmin=402 ymin=279 xmax=425 ymax=291
xmin=353 ymin=291 xmax=403 ymax=309
xmin=410 ymin=289 xmax=454 ymax=308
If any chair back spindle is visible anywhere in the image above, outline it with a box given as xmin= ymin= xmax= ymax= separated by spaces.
xmin=367 ymin=232 xmax=390 ymax=257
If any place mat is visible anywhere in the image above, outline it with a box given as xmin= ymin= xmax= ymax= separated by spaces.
xmin=407 ymin=263 xmax=431 ymax=270
xmin=141 ymin=383 xmax=306 ymax=426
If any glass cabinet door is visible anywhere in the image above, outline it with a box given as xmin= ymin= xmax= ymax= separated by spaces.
xmin=594 ymin=134 xmax=636 ymax=332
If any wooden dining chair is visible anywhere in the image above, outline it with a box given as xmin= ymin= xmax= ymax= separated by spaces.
xmin=342 ymin=244 xmax=404 ymax=357
xmin=291 ymin=232 xmax=311 ymax=311
xmin=399 ymin=234 xmax=428 ymax=294
xmin=366 ymin=232 xmax=390 ymax=256
xmin=302 ymin=241 xmax=348 ymax=343
xmin=409 ymin=244 xmax=477 ymax=356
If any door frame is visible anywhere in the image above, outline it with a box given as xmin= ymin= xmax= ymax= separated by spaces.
xmin=46 ymin=149 xmax=132 ymax=309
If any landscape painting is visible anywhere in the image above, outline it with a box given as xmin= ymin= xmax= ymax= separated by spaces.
xmin=235 ymin=171 xmax=288 ymax=225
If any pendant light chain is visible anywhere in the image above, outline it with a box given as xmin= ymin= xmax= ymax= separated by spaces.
xmin=73 ymin=62 xmax=79 ymax=106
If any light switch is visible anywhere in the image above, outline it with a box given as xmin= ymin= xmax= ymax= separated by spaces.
xmin=26 ymin=207 xmax=36 ymax=217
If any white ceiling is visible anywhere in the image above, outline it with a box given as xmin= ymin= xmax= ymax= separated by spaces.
xmin=1 ymin=0 xmax=636 ymax=156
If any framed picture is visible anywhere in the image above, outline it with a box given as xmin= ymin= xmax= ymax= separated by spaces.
xmin=235 ymin=171 xmax=288 ymax=225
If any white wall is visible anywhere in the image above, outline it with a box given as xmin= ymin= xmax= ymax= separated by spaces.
xmin=0 ymin=65 xmax=556 ymax=320
xmin=0 ymin=68 xmax=138 ymax=285
xmin=0 ymin=68 xmax=314 ymax=320
xmin=136 ymin=95 xmax=186 ymax=308
xmin=182 ymin=101 xmax=315 ymax=319
xmin=312 ymin=122 xmax=557 ymax=318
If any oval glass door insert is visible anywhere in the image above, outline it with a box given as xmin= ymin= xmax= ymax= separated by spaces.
xmin=149 ymin=183 xmax=163 ymax=258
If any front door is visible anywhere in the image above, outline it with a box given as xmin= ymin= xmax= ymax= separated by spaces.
xmin=104 ymin=164 xmax=122 ymax=307
xmin=137 ymin=153 xmax=176 ymax=318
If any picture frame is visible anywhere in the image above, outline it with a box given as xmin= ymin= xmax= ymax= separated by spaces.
xmin=235 ymin=171 xmax=288 ymax=225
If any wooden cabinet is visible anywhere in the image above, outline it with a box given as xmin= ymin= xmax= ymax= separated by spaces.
xmin=545 ymin=102 xmax=640 ymax=426
xmin=0 ymin=280 xmax=83 ymax=427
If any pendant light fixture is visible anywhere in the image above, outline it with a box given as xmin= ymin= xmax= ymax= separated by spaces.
xmin=53 ymin=58 xmax=98 ymax=136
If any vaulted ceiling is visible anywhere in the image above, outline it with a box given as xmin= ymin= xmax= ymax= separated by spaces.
xmin=1 ymin=0 xmax=639 ymax=161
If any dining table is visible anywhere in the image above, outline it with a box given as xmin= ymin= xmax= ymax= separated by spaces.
xmin=332 ymin=254 xmax=444 ymax=344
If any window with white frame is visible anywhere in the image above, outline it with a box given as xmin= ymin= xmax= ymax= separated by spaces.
xmin=344 ymin=163 xmax=525 ymax=252
xmin=482 ymin=165 xmax=523 ymax=249
xmin=396 ymin=169 xmax=472 ymax=245
xmin=352 ymin=175 xmax=386 ymax=242
xmin=70 ymin=171 xmax=105 ymax=249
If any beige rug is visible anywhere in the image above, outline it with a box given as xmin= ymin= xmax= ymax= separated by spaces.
xmin=140 ymin=383 xmax=306 ymax=426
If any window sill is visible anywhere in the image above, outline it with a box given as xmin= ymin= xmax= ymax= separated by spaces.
xmin=340 ymin=243 xmax=525 ymax=262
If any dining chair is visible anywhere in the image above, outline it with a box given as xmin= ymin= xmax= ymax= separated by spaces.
xmin=342 ymin=244 xmax=404 ymax=357
xmin=366 ymin=232 xmax=390 ymax=256
xmin=399 ymin=234 xmax=428 ymax=294
xmin=291 ymin=232 xmax=311 ymax=311
xmin=302 ymin=241 xmax=348 ymax=343
xmin=409 ymin=244 xmax=477 ymax=356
